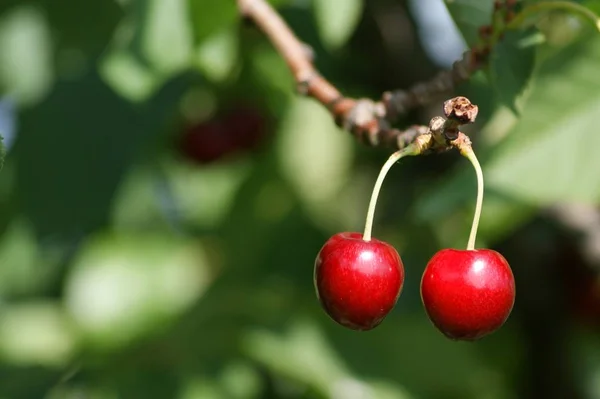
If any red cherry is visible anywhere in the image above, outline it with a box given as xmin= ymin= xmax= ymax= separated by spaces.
xmin=222 ymin=106 xmax=267 ymax=150
xmin=178 ymin=105 xmax=268 ymax=165
xmin=420 ymin=248 xmax=515 ymax=341
xmin=179 ymin=121 xmax=237 ymax=164
xmin=314 ymin=232 xmax=404 ymax=331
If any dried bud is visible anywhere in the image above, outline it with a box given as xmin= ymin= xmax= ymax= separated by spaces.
xmin=443 ymin=96 xmax=479 ymax=124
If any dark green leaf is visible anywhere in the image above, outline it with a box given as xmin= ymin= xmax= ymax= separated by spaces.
xmin=15 ymin=71 xmax=156 ymax=238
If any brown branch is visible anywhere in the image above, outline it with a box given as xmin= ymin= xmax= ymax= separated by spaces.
xmin=238 ymin=0 xmax=493 ymax=150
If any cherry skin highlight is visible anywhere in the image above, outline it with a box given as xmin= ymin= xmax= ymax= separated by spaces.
xmin=314 ymin=232 xmax=404 ymax=331
xmin=420 ymin=248 xmax=515 ymax=341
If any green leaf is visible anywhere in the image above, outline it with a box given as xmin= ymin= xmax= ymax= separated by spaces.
xmin=0 ymin=302 xmax=79 ymax=367
xmin=414 ymin=167 xmax=536 ymax=246
xmin=100 ymin=50 xmax=162 ymax=102
xmin=489 ymin=29 xmax=538 ymax=115
xmin=15 ymin=71 xmax=158 ymax=238
xmin=64 ymin=232 xmax=212 ymax=350
xmin=276 ymin=97 xmax=354 ymax=231
xmin=584 ymin=0 xmax=600 ymax=16
xmin=0 ymin=5 xmax=53 ymax=106
xmin=142 ymin=0 xmax=194 ymax=75
xmin=195 ymin=28 xmax=239 ymax=82
xmin=485 ymin=36 xmax=600 ymax=204
xmin=313 ymin=0 xmax=364 ymax=49
xmin=188 ymin=0 xmax=238 ymax=43
xmin=445 ymin=0 xmax=493 ymax=46
xmin=40 ymin=0 xmax=121 ymax=57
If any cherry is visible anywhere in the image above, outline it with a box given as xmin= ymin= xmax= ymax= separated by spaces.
xmin=420 ymin=143 xmax=515 ymax=340
xmin=421 ymin=248 xmax=515 ymax=340
xmin=178 ymin=105 xmax=267 ymax=165
xmin=179 ymin=120 xmax=235 ymax=164
xmin=314 ymin=232 xmax=404 ymax=330
xmin=313 ymin=146 xmax=421 ymax=330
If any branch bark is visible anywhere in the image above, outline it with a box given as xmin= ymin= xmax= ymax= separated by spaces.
xmin=238 ymin=0 xmax=483 ymax=150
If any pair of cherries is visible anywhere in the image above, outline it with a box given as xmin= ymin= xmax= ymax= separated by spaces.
xmin=313 ymin=144 xmax=515 ymax=340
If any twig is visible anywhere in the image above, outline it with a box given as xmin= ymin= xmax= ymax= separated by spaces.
xmin=238 ymin=0 xmax=484 ymax=150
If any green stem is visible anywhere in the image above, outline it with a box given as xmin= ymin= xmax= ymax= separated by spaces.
xmin=460 ymin=148 xmax=484 ymax=251
xmin=362 ymin=145 xmax=419 ymax=241
xmin=508 ymin=1 xmax=600 ymax=32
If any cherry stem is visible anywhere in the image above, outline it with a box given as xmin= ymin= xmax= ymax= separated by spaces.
xmin=461 ymin=147 xmax=484 ymax=251
xmin=363 ymin=145 xmax=419 ymax=242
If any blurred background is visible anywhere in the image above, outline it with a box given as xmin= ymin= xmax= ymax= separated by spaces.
xmin=0 ymin=0 xmax=599 ymax=398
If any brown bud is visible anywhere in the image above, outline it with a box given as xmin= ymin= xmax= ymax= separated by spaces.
xmin=443 ymin=96 xmax=479 ymax=124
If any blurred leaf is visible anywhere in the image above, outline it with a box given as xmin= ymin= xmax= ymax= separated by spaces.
xmin=0 ymin=302 xmax=79 ymax=367
xmin=110 ymin=159 xmax=251 ymax=231
xmin=14 ymin=71 xmax=148 ymax=238
xmin=0 ymin=219 xmax=43 ymax=296
xmin=276 ymin=97 xmax=354 ymax=231
xmin=188 ymin=0 xmax=237 ymax=43
xmin=245 ymin=319 xmax=414 ymax=398
xmin=46 ymin=386 xmax=119 ymax=399
xmin=490 ymin=29 xmax=538 ymax=115
xmin=585 ymin=0 xmax=600 ymax=15
xmin=328 ymin=315 xmax=515 ymax=398
xmin=219 ymin=361 xmax=263 ymax=399
xmin=243 ymin=320 xmax=350 ymax=395
xmin=64 ymin=232 xmax=213 ymax=350
xmin=101 ymin=50 xmax=162 ymax=102
xmin=142 ymin=0 xmax=193 ymax=75
xmin=195 ymin=28 xmax=239 ymax=83
xmin=313 ymin=0 xmax=364 ymax=49
xmin=250 ymin=43 xmax=295 ymax=99
xmin=164 ymin=159 xmax=252 ymax=229
xmin=40 ymin=0 xmax=121 ymax=57
xmin=486 ymin=36 xmax=600 ymax=204
xmin=0 ymin=5 xmax=53 ymax=106
xmin=180 ymin=377 xmax=223 ymax=399
xmin=414 ymin=164 xmax=536 ymax=246
xmin=445 ymin=0 xmax=493 ymax=46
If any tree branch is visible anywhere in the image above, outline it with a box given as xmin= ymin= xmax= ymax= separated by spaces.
xmin=238 ymin=0 xmax=512 ymax=150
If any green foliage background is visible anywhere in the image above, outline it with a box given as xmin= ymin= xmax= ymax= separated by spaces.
xmin=0 ymin=0 xmax=599 ymax=398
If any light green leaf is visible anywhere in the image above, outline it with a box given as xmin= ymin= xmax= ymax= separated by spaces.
xmin=313 ymin=0 xmax=364 ymax=49
xmin=490 ymin=29 xmax=538 ymax=115
xmin=100 ymin=50 xmax=162 ymax=102
xmin=142 ymin=0 xmax=194 ymax=74
xmin=64 ymin=233 xmax=213 ymax=350
xmin=0 ymin=6 xmax=53 ymax=106
xmin=244 ymin=320 xmax=348 ymax=389
xmin=276 ymin=97 xmax=354 ymax=231
xmin=0 ymin=302 xmax=79 ymax=367
xmin=486 ymin=36 xmax=600 ymax=204
xmin=445 ymin=0 xmax=494 ymax=46
xmin=195 ymin=28 xmax=239 ymax=82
